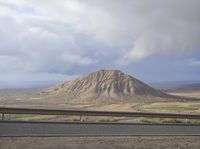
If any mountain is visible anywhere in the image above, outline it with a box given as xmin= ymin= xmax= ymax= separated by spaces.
xmin=40 ymin=70 xmax=170 ymax=104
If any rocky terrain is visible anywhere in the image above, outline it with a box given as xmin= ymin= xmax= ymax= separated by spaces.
xmin=40 ymin=70 xmax=170 ymax=104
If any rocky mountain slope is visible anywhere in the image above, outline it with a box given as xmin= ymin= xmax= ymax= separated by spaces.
xmin=41 ymin=70 xmax=170 ymax=104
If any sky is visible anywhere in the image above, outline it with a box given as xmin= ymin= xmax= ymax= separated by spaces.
xmin=0 ymin=0 xmax=200 ymax=88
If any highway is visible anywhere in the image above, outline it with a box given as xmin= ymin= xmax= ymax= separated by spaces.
xmin=0 ymin=121 xmax=200 ymax=137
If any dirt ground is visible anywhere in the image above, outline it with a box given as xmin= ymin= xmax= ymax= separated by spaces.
xmin=168 ymin=91 xmax=200 ymax=99
xmin=0 ymin=136 xmax=199 ymax=149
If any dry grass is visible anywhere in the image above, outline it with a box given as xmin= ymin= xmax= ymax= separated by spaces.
xmin=168 ymin=91 xmax=200 ymax=99
xmin=86 ymin=103 xmax=138 ymax=112
xmin=141 ymin=102 xmax=200 ymax=114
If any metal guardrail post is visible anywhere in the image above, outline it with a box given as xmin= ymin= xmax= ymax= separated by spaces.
xmin=2 ymin=112 xmax=4 ymax=120
xmin=80 ymin=115 xmax=82 ymax=122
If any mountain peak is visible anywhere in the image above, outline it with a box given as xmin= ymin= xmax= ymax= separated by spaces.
xmin=87 ymin=69 xmax=129 ymax=81
xmin=89 ymin=69 xmax=124 ymax=76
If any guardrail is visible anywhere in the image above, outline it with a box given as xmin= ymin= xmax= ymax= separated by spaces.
xmin=0 ymin=107 xmax=200 ymax=121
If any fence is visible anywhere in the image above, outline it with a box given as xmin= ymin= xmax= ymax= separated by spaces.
xmin=0 ymin=107 xmax=200 ymax=122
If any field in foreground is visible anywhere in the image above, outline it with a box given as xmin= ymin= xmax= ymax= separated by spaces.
xmin=0 ymin=136 xmax=200 ymax=149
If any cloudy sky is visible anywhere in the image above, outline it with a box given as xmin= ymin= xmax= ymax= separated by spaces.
xmin=0 ymin=0 xmax=200 ymax=88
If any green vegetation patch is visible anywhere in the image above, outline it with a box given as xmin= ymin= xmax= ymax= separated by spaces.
xmin=1 ymin=114 xmax=57 ymax=121
xmin=141 ymin=117 xmax=200 ymax=124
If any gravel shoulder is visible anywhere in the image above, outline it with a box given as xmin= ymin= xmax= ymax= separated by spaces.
xmin=0 ymin=136 xmax=200 ymax=149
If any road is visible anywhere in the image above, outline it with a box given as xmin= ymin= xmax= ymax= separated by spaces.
xmin=0 ymin=121 xmax=200 ymax=137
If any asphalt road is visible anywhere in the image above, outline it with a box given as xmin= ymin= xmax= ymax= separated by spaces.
xmin=0 ymin=121 xmax=200 ymax=137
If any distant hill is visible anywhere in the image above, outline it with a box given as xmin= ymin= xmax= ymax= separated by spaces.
xmin=166 ymin=83 xmax=200 ymax=93
xmin=41 ymin=70 xmax=171 ymax=104
xmin=0 ymin=88 xmax=41 ymax=96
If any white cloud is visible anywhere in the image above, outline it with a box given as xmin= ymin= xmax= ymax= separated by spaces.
xmin=189 ymin=58 xmax=200 ymax=66
xmin=60 ymin=52 xmax=97 ymax=66
xmin=0 ymin=4 xmax=97 ymax=74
